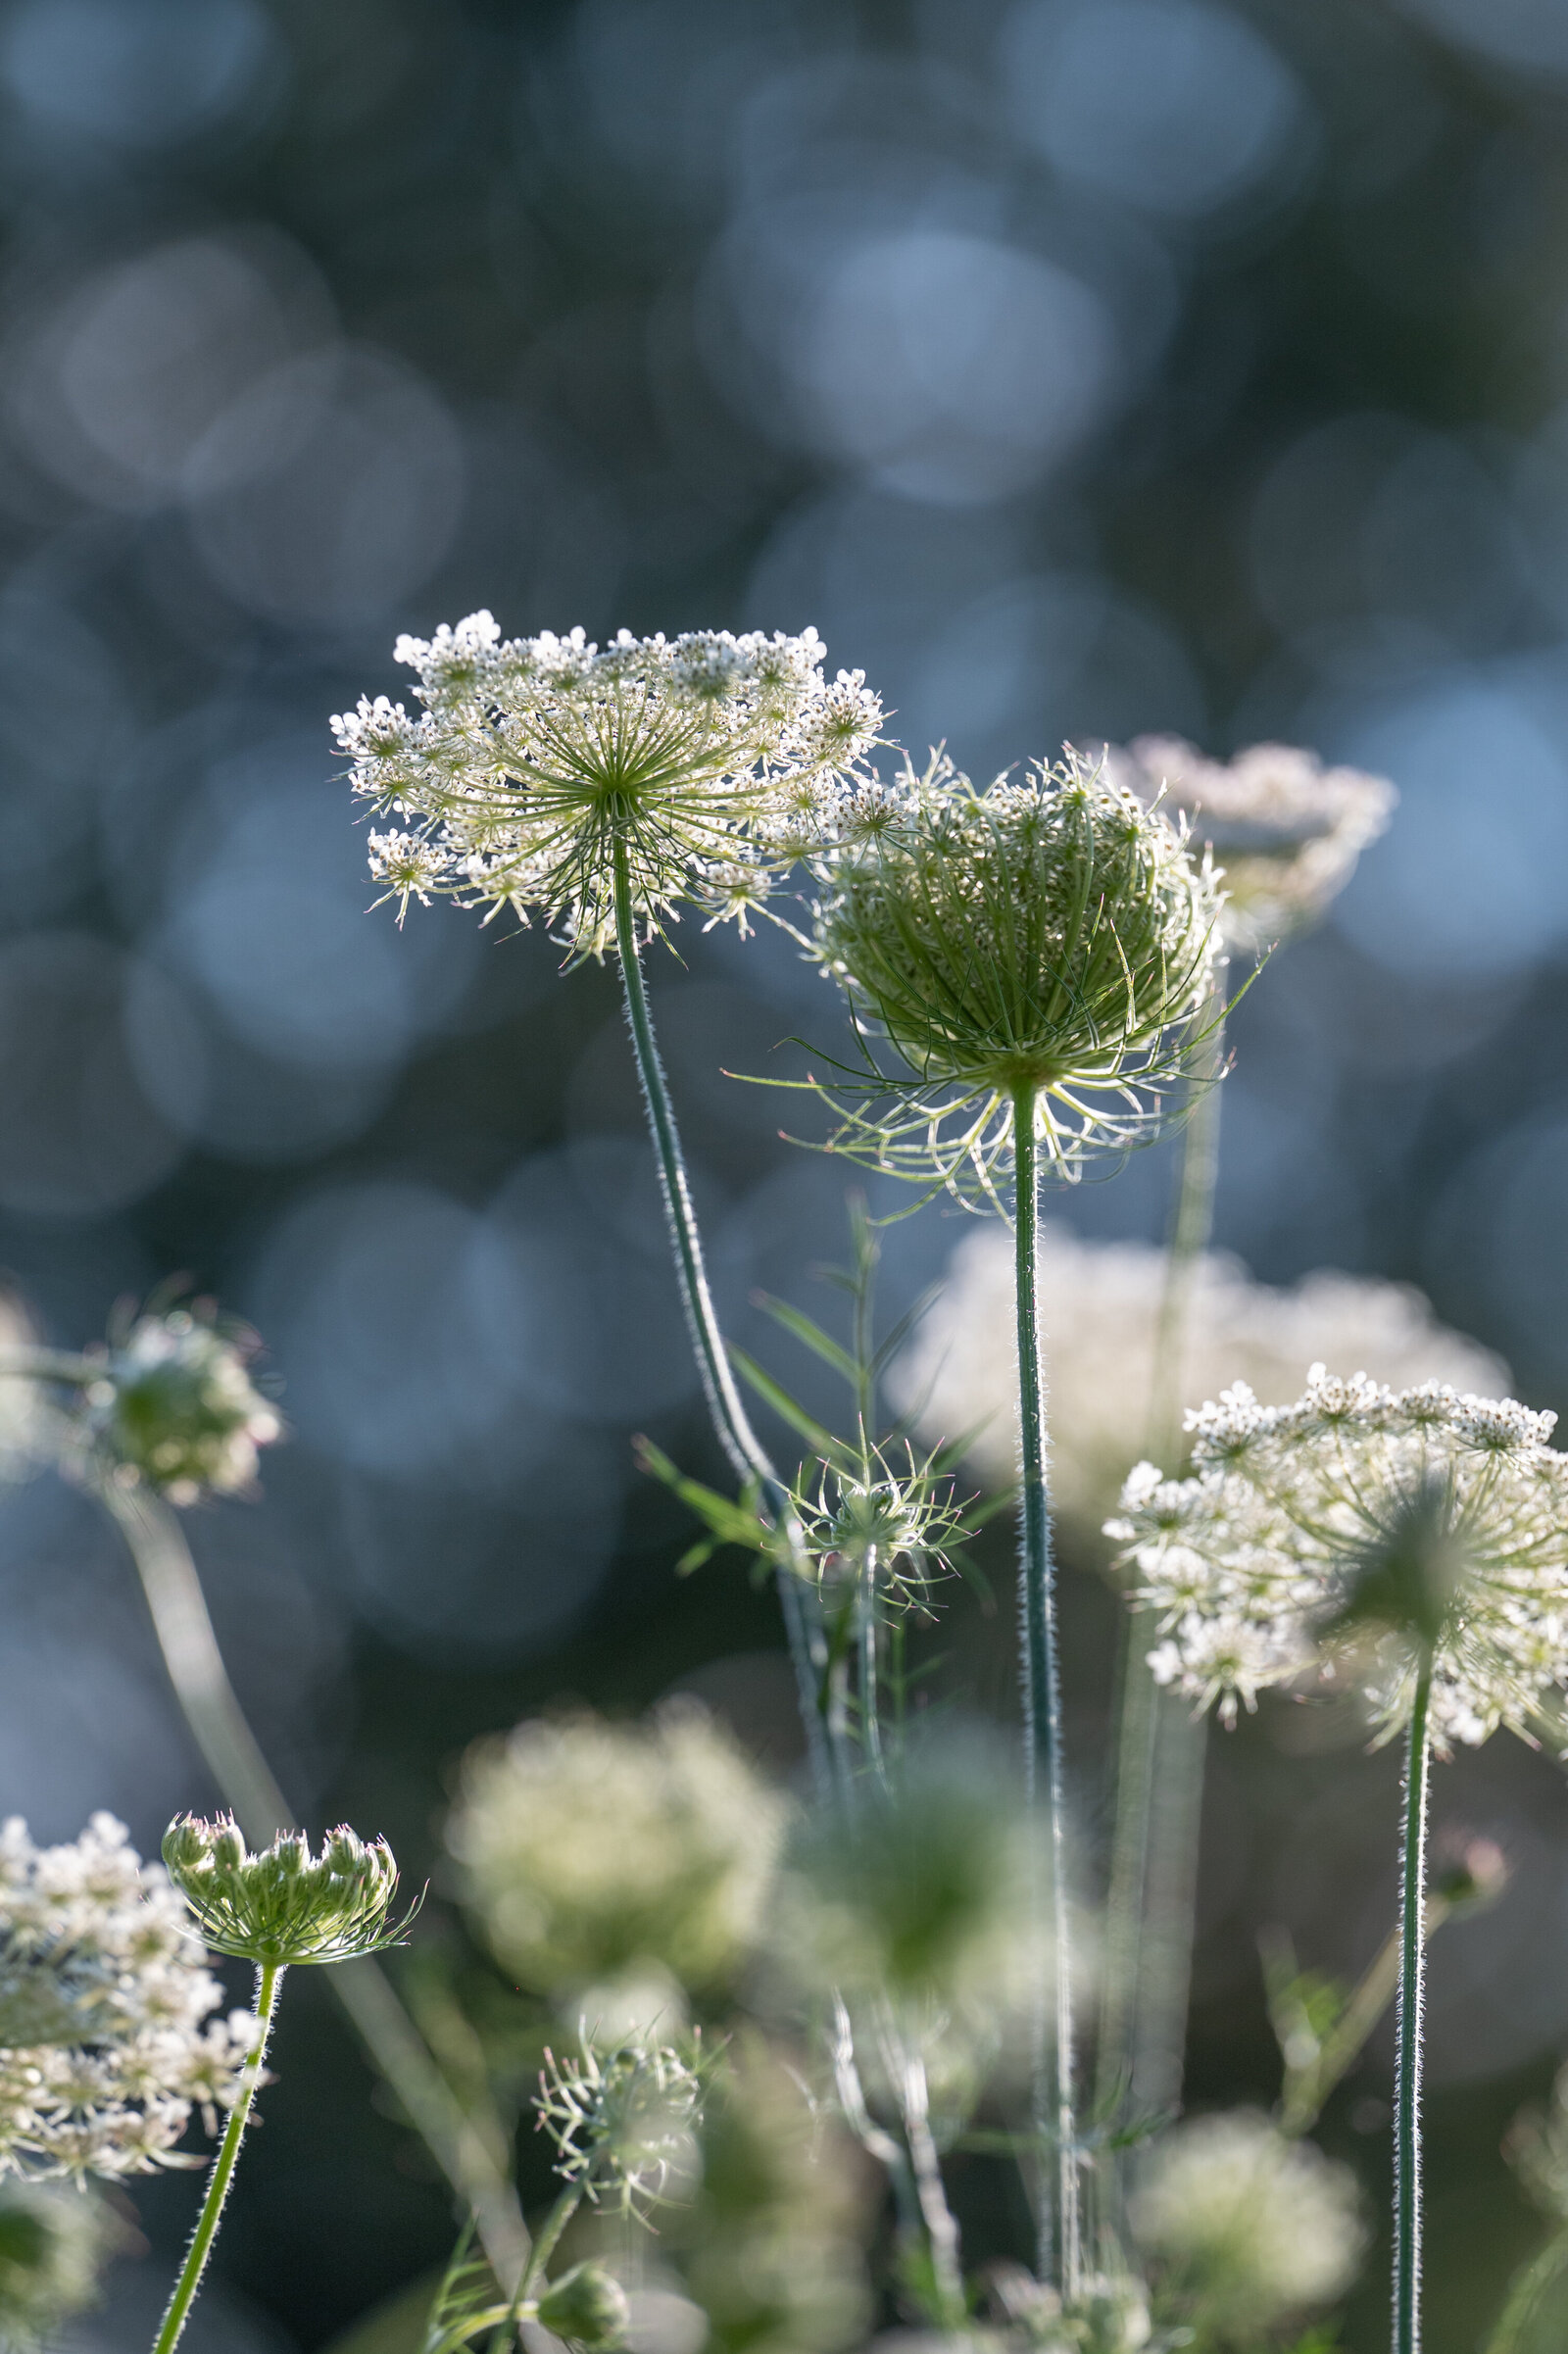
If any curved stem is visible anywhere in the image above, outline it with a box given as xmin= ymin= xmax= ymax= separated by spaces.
xmin=1013 ymin=1087 xmax=1079 ymax=2296
xmin=611 ymin=840 xmax=841 ymax=1799
xmin=152 ymin=1960 xmax=282 ymax=2354
xmin=1395 ymin=1660 xmax=1434 ymax=2354
xmin=98 ymin=1479 xmax=529 ymax=2292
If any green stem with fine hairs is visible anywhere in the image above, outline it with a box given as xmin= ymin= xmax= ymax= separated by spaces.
xmin=1013 ymin=1085 xmax=1080 ymax=2296
xmin=151 ymin=1959 xmax=282 ymax=2354
xmin=1396 ymin=1660 xmax=1434 ymax=2354
xmin=1095 ymin=993 xmax=1226 ymax=2249
xmin=97 ymin=1477 xmax=529 ymax=2293
xmin=611 ymin=837 xmax=842 ymax=1800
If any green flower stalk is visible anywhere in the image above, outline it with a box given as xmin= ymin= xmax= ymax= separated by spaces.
xmin=805 ymin=753 xmax=1223 ymax=2294
xmin=337 ymin=616 xmax=886 ymax=1797
xmin=152 ymin=1819 xmax=414 ymax=2354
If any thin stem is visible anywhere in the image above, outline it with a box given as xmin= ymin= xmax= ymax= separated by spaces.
xmin=1482 ymin=2224 xmax=1568 ymax=2354
xmin=1275 ymin=1886 xmax=1458 ymax=2141
xmin=1095 ymin=990 xmax=1227 ymax=2238
xmin=98 ymin=1479 xmax=529 ymax=2292
xmin=519 ymin=2184 xmax=583 ymax=2304
xmin=611 ymin=839 xmax=840 ymax=1797
xmin=1013 ymin=1086 xmax=1079 ymax=2296
xmin=858 ymin=1552 xmax=887 ymax=1787
xmin=152 ymin=1959 xmax=282 ymax=2354
xmin=1395 ymin=1660 xmax=1434 ymax=2354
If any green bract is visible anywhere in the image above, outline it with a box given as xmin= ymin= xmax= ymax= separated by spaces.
xmin=161 ymin=1818 xmax=414 ymax=1967
xmin=534 ymin=2263 xmax=631 ymax=2348
xmin=808 ymin=753 xmax=1223 ymax=1198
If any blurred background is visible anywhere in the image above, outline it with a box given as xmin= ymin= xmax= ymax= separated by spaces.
xmin=0 ymin=0 xmax=1566 ymax=2343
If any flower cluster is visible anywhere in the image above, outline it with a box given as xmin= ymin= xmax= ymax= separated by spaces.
xmin=1100 ymin=735 xmax=1396 ymax=952
xmin=1107 ymin=1369 xmax=1568 ymax=1746
xmin=162 ymin=1818 xmax=412 ymax=1967
xmin=1129 ymin=2108 xmax=1365 ymax=2338
xmin=82 ymin=1302 xmax=281 ymax=1505
xmin=535 ymin=2041 xmax=703 ymax=2219
xmin=333 ymin=614 xmax=882 ymax=953
xmin=449 ymin=1703 xmax=786 ymax=2005
xmin=790 ymin=1439 xmax=973 ymax=1610
xmin=0 ymin=1815 xmax=257 ymax=2184
xmin=891 ymin=1223 xmax=1505 ymax=1546
xmin=808 ymin=752 xmax=1222 ymax=1198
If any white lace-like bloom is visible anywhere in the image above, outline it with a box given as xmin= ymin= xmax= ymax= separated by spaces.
xmin=1107 ymin=1369 xmax=1568 ymax=1747
xmin=1100 ymin=736 xmax=1396 ymax=952
xmin=0 ymin=1816 xmax=257 ymax=2183
xmin=448 ymin=1703 xmax=787 ymax=2000
xmin=535 ymin=2041 xmax=703 ymax=2218
xmin=1130 ymin=2109 xmax=1365 ymax=2333
xmin=333 ymin=614 xmax=882 ymax=953
xmin=888 ymin=1223 xmax=1505 ymax=1547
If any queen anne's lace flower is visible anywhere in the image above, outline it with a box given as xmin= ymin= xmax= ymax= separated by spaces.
xmin=1107 ymin=1369 xmax=1568 ymax=1747
xmin=84 ymin=1303 xmax=281 ymax=1505
xmin=889 ymin=1224 xmax=1504 ymax=1547
xmin=333 ymin=615 xmax=882 ymax=953
xmin=807 ymin=752 xmax=1223 ymax=1199
xmin=1100 ymin=735 xmax=1396 ymax=952
xmin=0 ymin=1816 xmax=256 ymax=2184
xmin=535 ymin=2041 xmax=703 ymax=2218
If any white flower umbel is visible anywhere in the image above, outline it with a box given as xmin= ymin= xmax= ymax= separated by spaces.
xmin=1107 ymin=1370 xmax=1568 ymax=1748
xmin=334 ymin=614 xmax=881 ymax=953
xmin=0 ymin=1815 xmax=256 ymax=2185
xmin=1109 ymin=1369 xmax=1568 ymax=2354
xmin=1100 ymin=735 xmax=1396 ymax=953
xmin=894 ymin=1226 xmax=1506 ymax=1549
xmin=1130 ymin=2109 xmax=1365 ymax=2336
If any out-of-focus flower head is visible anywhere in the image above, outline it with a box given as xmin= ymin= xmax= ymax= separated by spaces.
xmin=533 ymin=2261 xmax=631 ymax=2349
xmin=82 ymin=1299 xmax=281 ymax=1506
xmin=1100 ymin=735 xmax=1396 ymax=953
xmin=807 ymin=751 xmax=1223 ymax=1201
xmin=0 ymin=2181 xmax=121 ymax=2351
xmin=0 ymin=1814 xmax=258 ymax=2184
xmin=984 ymin=2262 xmax=1155 ymax=2351
xmin=890 ymin=1223 xmax=1506 ymax=1549
xmin=1129 ymin=2109 xmax=1365 ymax=2342
xmin=448 ymin=1703 xmax=787 ymax=2006
xmin=1107 ymin=1371 xmax=1568 ymax=1747
xmin=0 ymin=1297 xmax=47 ymax=1486
xmin=333 ymin=614 xmax=882 ymax=955
xmin=162 ymin=1818 xmax=412 ymax=1967
xmin=535 ymin=2040 xmax=703 ymax=2221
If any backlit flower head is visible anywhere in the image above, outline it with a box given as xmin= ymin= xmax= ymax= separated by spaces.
xmin=81 ymin=1300 xmax=281 ymax=1506
xmin=1130 ymin=2109 xmax=1365 ymax=2338
xmin=333 ymin=615 xmax=883 ymax=955
xmin=0 ymin=1815 xmax=257 ymax=2185
xmin=807 ymin=751 xmax=1223 ymax=1201
xmin=890 ymin=1223 xmax=1505 ymax=1548
xmin=535 ymin=2040 xmax=703 ymax=2220
xmin=1100 ymin=735 xmax=1396 ymax=953
xmin=162 ymin=1818 xmax=413 ymax=1967
xmin=448 ymin=1702 xmax=786 ymax=2002
xmin=1107 ymin=1370 xmax=1568 ymax=1747
xmin=790 ymin=1438 xmax=973 ymax=1611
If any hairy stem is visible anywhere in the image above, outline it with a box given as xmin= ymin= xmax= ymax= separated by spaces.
xmin=98 ymin=1479 xmax=528 ymax=2291
xmin=1395 ymin=1661 xmax=1434 ymax=2354
xmin=152 ymin=1960 xmax=282 ymax=2354
xmin=519 ymin=2183 xmax=583 ymax=2304
xmin=611 ymin=839 xmax=840 ymax=1797
xmin=1013 ymin=1087 xmax=1079 ymax=2296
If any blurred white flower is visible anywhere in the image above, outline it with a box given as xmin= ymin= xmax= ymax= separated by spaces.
xmin=1100 ymin=734 xmax=1396 ymax=951
xmin=448 ymin=1702 xmax=788 ymax=2002
xmin=334 ymin=615 xmax=882 ymax=953
xmin=0 ymin=1814 xmax=257 ymax=2184
xmin=1130 ymin=2108 xmax=1365 ymax=2338
xmin=1109 ymin=1370 xmax=1568 ymax=1747
xmin=889 ymin=1222 xmax=1505 ymax=1549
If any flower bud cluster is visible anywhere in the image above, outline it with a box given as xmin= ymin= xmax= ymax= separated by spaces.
xmin=1100 ymin=734 xmax=1396 ymax=951
xmin=808 ymin=751 xmax=1223 ymax=1196
xmin=333 ymin=613 xmax=882 ymax=953
xmin=162 ymin=1818 xmax=411 ymax=1967
xmin=1106 ymin=1368 xmax=1568 ymax=1746
xmin=0 ymin=1816 xmax=257 ymax=2184
xmin=535 ymin=2041 xmax=703 ymax=2219
xmin=82 ymin=1304 xmax=281 ymax=1505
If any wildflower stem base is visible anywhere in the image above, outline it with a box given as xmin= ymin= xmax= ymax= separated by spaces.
xmin=152 ymin=1960 xmax=281 ymax=2354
